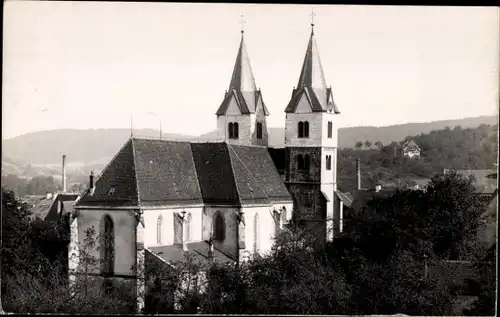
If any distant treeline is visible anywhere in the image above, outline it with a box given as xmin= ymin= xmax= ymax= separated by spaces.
xmin=1 ymin=174 xmax=87 ymax=196
xmin=338 ymin=124 xmax=498 ymax=193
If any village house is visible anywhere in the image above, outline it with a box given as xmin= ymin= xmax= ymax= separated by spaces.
xmin=401 ymin=139 xmax=421 ymax=158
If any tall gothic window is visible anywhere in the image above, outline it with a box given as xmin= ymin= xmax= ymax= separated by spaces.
xmin=157 ymin=215 xmax=163 ymax=244
xmin=281 ymin=206 xmax=287 ymax=225
xmin=328 ymin=121 xmax=333 ymax=138
xmin=213 ymin=211 xmax=225 ymax=241
xmin=100 ymin=215 xmax=114 ymax=276
xmin=185 ymin=213 xmax=192 ymax=242
xmin=256 ymin=122 xmax=263 ymax=139
xmin=298 ymin=121 xmax=310 ymax=138
xmin=326 ymin=155 xmax=332 ymax=170
xmin=253 ymin=213 xmax=260 ymax=254
xmin=174 ymin=213 xmax=183 ymax=244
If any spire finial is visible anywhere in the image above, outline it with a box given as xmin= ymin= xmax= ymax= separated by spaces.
xmin=239 ymin=14 xmax=246 ymax=34
xmin=310 ymin=8 xmax=316 ymax=35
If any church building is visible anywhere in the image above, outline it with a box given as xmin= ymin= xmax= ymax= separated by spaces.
xmin=70 ymin=21 xmax=345 ymax=312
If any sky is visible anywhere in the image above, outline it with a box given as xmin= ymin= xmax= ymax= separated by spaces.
xmin=2 ymin=2 xmax=499 ymax=140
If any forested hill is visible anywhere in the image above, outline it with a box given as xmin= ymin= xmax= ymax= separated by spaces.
xmin=337 ymin=124 xmax=498 ymax=193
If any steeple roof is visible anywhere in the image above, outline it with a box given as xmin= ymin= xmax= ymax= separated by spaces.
xmin=285 ymin=26 xmax=340 ymax=114
xmin=216 ymin=32 xmax=269 ymax=116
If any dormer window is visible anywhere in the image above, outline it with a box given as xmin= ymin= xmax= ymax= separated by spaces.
xmin=228 ymin=122 xmax=239 ymax=139
xmin=298 ymin=121 xmax=309 ymax=138
xmin=256 ymin=122 xmax=263 ymax=139
xmin=107 ymin=187 xmax=115 ymax=196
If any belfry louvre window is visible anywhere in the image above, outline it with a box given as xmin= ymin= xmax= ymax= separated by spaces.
xmin=326 ymin=155 xmax=332 ymax=170
xmin=297 ymin=154 xmax=311 ymax=170
xmin=256 ymin=122 xmax=263 ymax=139
xmin=228 ymin=122 xmax=239 ymax=139
xmin=298 ymin=121 xmax=310 ymax=138
xmin=328 ymin=121 xmax=333 ymax=138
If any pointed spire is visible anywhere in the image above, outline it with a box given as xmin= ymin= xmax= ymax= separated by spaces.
xmin=216 ymin=20 xmax=270 ymax=116
xmin=284 ymin=15 xmax=340 ymax=114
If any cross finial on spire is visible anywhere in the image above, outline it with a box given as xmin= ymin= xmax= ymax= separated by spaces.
xmin=239 ymin=14 xmax=246 ymax=34
xmin=310 ymin=8 xmax=316 ymax=35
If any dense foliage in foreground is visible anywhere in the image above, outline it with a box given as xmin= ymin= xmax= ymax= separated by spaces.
xmin=1 ymin=171 xmax=496 ymax=315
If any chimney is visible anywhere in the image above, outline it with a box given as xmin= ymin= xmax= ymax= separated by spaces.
xmin=356 ymin=158 xmax=361 ymax=190
xmin=62 ymin=155 xmax=67 ymax=193
xmin=89 ymin=171 xmax=95 ymax=195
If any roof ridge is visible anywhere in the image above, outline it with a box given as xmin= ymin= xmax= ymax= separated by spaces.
xmin=130 ymin=138 xmax=142 ymax=206
xmin=189 ymin=143 xmax=205 ymax=205
xmin=225 ymin=143 xmax=243 ymax=206
xmin=227 ymin=143 xmax=271 ymax=203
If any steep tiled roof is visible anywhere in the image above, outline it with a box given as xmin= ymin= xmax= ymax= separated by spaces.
xmin=216 ymin=32 xmax=269 ymax=116
xmin=403 ymin=140 xmax=420 ymax=151
xmin=191 ymin=142 xmax=240 ymax=205
xmin=133 ymin=139 xmax=203 ymax=206
xmin=45 ymin=194 xmax=80 ymax=221
xmin=77 ymin=140 xmax=139 ymax=207
xmin=285 ymin=29 xmax=340 ymax=114
xmin=76 ymin=138 xmax=292 ymax=208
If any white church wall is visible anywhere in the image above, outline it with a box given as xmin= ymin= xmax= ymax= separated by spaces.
xmin=143 ymin=206 xmax=204 ymax=248
xmin=240 ymin=205 xmax=280 ymax=258
xmin=76 ymin=208 xmax=136 ymax=276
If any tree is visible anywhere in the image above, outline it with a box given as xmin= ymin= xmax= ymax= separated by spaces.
xmin=355 ymin=141 xmax=363 ymax=150
xmin=375 ymin=141 xmax=383 ymax=150
xmin=364 ymin=141 xmax=372 ymax=149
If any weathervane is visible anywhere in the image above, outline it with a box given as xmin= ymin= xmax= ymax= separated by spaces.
xmin=310 ymin=8 xmax=316 ymax=34
xmin=239 ymin=14 xmax=246 ymax=34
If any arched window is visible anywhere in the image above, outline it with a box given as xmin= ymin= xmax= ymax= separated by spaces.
xmin=298 ymin=121 xmax=304 ymax=138
xmin=253 ymin=213 xmax=260 ymax=254
xmin=228 ymin=122 xmax=234 ymax=139
xmin=213 ymin=211 xmax=225 ymax=241
xmin=256 ymin=122 xmax=263 ymax=139
xmin=233 ymin=122 xmax=239 ymax=139
xmin=304 ymin=154 xmax=310 ymax=170
xmin=326 ymin=155 xmax=332 ymax=170
xmin=185 ymin=213 xmax=192 ymax=242
xmin=157 ymin=215 xmax=163 ymax=244
xmin=304 ymin=121 xmax=309 ymax=138
xmin=328 ymin=121 xmax=333 ymax=138
xmin=100 ymin=215 xmax=114 ymax=276
xmin=297 ymin=154 xmax=304 ymax=170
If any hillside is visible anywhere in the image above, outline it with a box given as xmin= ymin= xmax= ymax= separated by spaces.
xmin=2 ymin=115 xmax=497 ymax=168
xmin=337 ymin=123 xmax=498 ymax=193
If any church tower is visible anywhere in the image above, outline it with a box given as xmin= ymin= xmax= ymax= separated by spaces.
xmin=215 ymin=26 xmax=270 ymax=146
xmin=284 ymin=21 xmax=340 ymax=242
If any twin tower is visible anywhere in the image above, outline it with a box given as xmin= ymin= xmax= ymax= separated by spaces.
xmin=215 ymin=24 xmax=341 ymax=240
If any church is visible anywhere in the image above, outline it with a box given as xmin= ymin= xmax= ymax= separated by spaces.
xmin=69 ymin=20 xmax=348 ymax=311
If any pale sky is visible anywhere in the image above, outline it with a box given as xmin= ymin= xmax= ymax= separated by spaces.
xmin=2 ymin=2 xmax=499 ymax=140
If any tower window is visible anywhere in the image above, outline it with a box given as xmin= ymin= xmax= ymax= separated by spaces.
xmin=256 ymin=122 xmax=263 ymax=139
xmin=328 ymin=121 xmax=333 ymax=138
xmin=213 ymin=211 xmax=226 ymax=241
xmin=297 ymin=154 xmax=310 ymax=171
xmin=100 ymin=214 xmax=114 ymax=276
xmin=228 ymin=122 xmax=239 ymax=139
xmin=326 ymin=155 xmax=332 ymax=170
xmin=298 ymin=121 xmax=310 ymax=138
xmin=157 ymin=215 xmax=163 ymax=244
